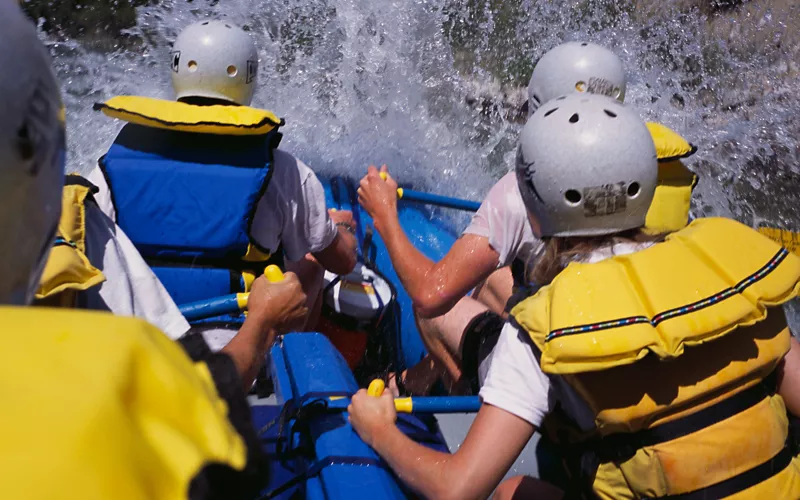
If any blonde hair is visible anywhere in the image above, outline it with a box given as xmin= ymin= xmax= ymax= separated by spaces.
xmin=528 ymin=229 xmax=668 ymax=286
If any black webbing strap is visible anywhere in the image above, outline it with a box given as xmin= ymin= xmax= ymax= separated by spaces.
xmin=660 ymin=441 xmax=793 ymax=499
xmin=588 ymin=371 xmax=778 ymax=463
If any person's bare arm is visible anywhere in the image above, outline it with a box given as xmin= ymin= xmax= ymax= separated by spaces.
xmin=779 ymin=334 xmax=800 ymax=416
xmin=349 ymin=391 xmax=535 ymax=500
xmin=359 ymin=166 xmax=500 ymax=317
xmin=313 ymin=210 xmax=358 ymax=275
xmin=222 ymin=272 xmax=308 ymax=389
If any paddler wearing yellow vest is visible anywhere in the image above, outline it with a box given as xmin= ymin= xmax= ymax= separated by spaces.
xmin=85 ymin=20 xmax=357 ymax=349
xmin=34 ymin=171 xmax=194 ymax=339
xmin=357 ymin=41 xmax=698 ymax=396
xmin=0 ymin=4 xmax=309 ymax=498
xmin=349 ymin=92 xmax=800 ymax=499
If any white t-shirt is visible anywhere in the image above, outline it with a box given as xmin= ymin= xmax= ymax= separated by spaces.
xmin=479 ymin=242 xmax=653 ymax=429
xmin=87 ymin=148 xmax=338 ymax=263
xmin=463 ymin=172 xmax=544 ymax=270
xmin=82 ymin=203 xmax=190 ymax=339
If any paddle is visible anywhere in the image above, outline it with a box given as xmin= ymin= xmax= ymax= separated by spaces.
xmin=377 ymin=171 xmax=800 ymax=255
xmin=179 ymin=265 xmax=285 ymax=321
xmin=379 ymin=171 xmax=481 ymax=212
xmin=327 ymin=379 xmax=481 ymax=414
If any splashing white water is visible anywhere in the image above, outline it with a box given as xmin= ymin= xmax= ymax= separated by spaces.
xmin=42 ymin=0 xmax=800 ymax=325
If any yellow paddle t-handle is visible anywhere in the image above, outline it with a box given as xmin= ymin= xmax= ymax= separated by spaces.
xmin=367 ymin=378 xmax=413 ymax=413
xmin=264 ymin=264 xmax=285 ymax=283
xmin=236 ymin=265 xmax=285 ymax=310
xmin=379 ymin=171 xmax=404 ymax=199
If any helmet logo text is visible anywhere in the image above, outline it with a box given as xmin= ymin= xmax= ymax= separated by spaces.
xmin=583 ymin=183 xmax=627 ymax=217
xmin=170 ymin=51 xmax=181 ymax=73
xmin=586 ymin=77 xmax=617 ymax=99
xmin=246 ymin=60 xmax=257 ymax=84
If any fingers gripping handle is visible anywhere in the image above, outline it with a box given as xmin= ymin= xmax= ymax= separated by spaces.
xmin=368 ymin=379 xmax=385 ymax=397
xmin=379 ymin=171 xmax=404 ymax=199
xmin=264 ymin=264 xmax=285 ymax=283
xmin=238 ymin=265 xmax=285 ymax=309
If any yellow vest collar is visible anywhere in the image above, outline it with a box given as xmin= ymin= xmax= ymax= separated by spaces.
xmin=646 ymin=122 xmax=696 ymax=162
xmin=511 ymin=217 xmax=800 ymax=374
xmin=94 ymin=96 xmax=283 ymax=136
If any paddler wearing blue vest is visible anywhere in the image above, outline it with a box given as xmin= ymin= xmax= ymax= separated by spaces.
xmin=349 ymin=92 xmax=800 ymax=499
xmin=357 ymin=41 xmax=699 ymax=397
xmin=86 ymin=20 xmax=358 ymax=349
xmin=0 ymin=4 xmax=309 ymax=497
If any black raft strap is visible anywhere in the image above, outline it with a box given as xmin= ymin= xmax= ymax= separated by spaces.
xmin=591 ymin=371 xmax=778 ymax=463
xmin=661 ymin=442 xmax=793 ymax=500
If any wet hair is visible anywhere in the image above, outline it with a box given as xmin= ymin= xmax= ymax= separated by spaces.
xmin=528 ymin=228 xmax=668 ymax=286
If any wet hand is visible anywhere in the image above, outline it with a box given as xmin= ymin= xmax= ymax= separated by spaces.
xmin=329 ymin=208 xmax=357 ymax=234
xmin=348 ymin=388 xmax=397 ymax=448
xmin=247 ymin=272 xmax=308 ymax=333
xmin=357 ymin=165 xmax=398 ymax=230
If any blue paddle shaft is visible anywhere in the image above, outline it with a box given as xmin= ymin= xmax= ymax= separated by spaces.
xmin=327 ymin=395 xmax=481 ymax=413
xmin=180 ymin=294 xmax=240 ymax=321
xmin=400 ymin=189 xmax=480 ymax=212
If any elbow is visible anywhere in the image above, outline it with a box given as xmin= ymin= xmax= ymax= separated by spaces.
xmin=328 ymin=252 xmax=357 ymax=275
xmin=413 ymin=293 xmax=452 ymax=319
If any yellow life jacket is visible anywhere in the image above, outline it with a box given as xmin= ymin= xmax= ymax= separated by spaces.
xmin=0 ymin=307 xmax=249 ymax=500
xmin=510 ymin=217 xmax=800 ymax=499
xmin=35 ymin=175 xmax=106 ymax=308
xmin=646 ymin=122 xmax=698 ymax=234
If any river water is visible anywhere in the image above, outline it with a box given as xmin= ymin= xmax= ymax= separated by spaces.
xmin=39 ymin=0 xmax=800 ymax=322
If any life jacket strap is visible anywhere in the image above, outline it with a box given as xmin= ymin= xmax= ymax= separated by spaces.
xmin=587 ymin=370 xmax=778 ymax=463
xmin=661 ymin=441 xmax=793 ymax=500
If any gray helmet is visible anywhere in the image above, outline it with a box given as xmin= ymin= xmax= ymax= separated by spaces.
xmin=527 ymin=42 xmax=626 ymax=115
xmin=0 ymin=2 xmax=66 ymax=304
xmin=516 ymin=93 xmax=657 ymax=238
xmin=171 ymin=20 xmax=259 ymax=105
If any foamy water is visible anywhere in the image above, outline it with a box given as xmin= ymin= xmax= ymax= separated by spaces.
xmin=41 ymin=0 xmax=800 ymax=324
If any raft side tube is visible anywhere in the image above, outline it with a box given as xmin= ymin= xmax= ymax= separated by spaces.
xmin=267 ymin=333 xmax=449 ymax=499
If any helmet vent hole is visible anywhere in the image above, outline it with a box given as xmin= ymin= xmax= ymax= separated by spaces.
xmin=532 ymin=94 xmax=541 ymax=105
xmin=225 ymin=24 xmax=232 ymax=28
xmin=565 ymin=190 xmax=582 ymax=205
xmin=227 ymin=65 xmax=238 ymax=76
xmin=569 ymin=113 xmax=579 ymax=123
xmin=627 ymin=182 xmax=640 ymax=197
xmin=604 ymin=109 xmax=617 ymax=118
xmin=581 ymin=42 xmax=588 ymax=46
xmin=556 ymin=96 xmax=567 ymax=101
xmin=544 ymin=108 xmax=558 ymax=117
xmin=188 ymin=60 xmax=198 ymax=72
xmin=201 ymin=21 xmax=209 ymax=25
xmin=17 ymin=126 xmax=34 ymax=161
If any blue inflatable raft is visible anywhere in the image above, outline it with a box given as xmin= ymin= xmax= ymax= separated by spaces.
xmin=143 ymin=175 xmax=540 ymax=498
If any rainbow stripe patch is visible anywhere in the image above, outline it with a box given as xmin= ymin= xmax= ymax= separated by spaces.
xmin=545 ymin=248 xmax=790 ymax=343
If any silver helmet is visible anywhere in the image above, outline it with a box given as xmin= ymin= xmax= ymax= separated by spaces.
xmin=516 ymin=93 xmax=657 ymax=238
xmin=527 ymin=41 xmax=626 ymax=115
xmin=171 ymin=20 xmax=259 ymax=105
xmin=0 ymin=1 xmax=66 ymax=304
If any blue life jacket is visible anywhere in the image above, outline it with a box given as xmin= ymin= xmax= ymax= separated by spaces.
xmin=99 ymin=122 xmax=283 ymax=308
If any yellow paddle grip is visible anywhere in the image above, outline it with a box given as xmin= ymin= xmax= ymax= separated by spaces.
xmin=378 ymin=171 xmax=403 ymax=198
xmin=368 ymin=379 xmax=385 ymax=397
xmin=264 ymin=264 xmax=284 ymax=283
